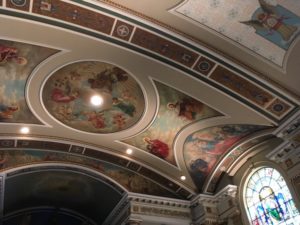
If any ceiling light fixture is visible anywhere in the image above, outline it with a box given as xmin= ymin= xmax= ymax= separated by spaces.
xmin=180 ymin=175 xmax=186 ymax=181
xmin=126 ymin=148 xmax=133 ymax=155
xmin=90 ymin=95 xmax=103 ymax=106
xmin=20 ymin=127 xmax=30 ymax=134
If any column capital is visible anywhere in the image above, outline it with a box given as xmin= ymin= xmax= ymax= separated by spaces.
xmin=191 ymin=185 xmax=240 ymax=225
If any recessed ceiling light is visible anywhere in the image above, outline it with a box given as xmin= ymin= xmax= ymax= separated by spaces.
xmin=90 ymin=95 xmax=103 ymax=106
xmin=180 ymin=175 xmax=186 ymax=181
xmin=126 ymin=148 xmax=133 ymax=155
xmin=20 ymin=127 xmax=30 ymax=134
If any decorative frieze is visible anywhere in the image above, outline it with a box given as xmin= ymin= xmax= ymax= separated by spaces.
xmin=1 ymin=0 xmax=298 ymax=123
xmin=127 ymin=193 xmax=191 ymax=225
xmin=276 ymin=113 xmax=300 ymax=139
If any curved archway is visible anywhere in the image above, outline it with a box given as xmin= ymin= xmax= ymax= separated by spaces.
xmin=0 ymin=164 xmax=127 ymax=225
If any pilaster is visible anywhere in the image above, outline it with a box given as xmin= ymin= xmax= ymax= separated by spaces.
xmin=191 ymin=185 xmax=241 ymax=225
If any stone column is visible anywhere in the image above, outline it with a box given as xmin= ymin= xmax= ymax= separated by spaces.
xmin=191 ymin=185 xmax=242 ymax=225
xmin=216 ymin=185 xmax=242 ymax=225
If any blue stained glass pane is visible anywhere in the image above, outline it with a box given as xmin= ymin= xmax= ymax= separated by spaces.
xmin=252 ymin=173 xmax=260 ymax=182
xmin=277 ymin=176 xmax=286 ymax=188
xmin=258 ymin=168 xmax=266 ymax=178
xmin=249 ymin=205 xmax=258 ymax=219
xmin=245 ymin=167 xmax=300 ymax=225
xmin=272 ymin=170 xmax=281 ymax=180
xmin=261 ymin=177 xmax=271 ymax=187
xmin=270 ymin=180 xmax=279 ymax=192
xmin=247 ymin=188 xmax=254 ymax=196
xmin=266 ymin=168 xmax=273 ymax=177
xmin=282 ymin=187 xmax=292 ymax=199
xmin=249 ymin=181 xmax=256 ymax=190
xmin=256 ymin=181 xmax=264 ymax=191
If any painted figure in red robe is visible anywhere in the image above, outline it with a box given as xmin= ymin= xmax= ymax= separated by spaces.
xmin=143 ymin=137 xmax=169 ymax=159
xmin=0 ymin=44 xmax=27 ymax=65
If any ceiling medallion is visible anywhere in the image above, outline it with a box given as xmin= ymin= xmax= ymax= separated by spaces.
xmin=42 ymin=61 xmax=145 ymax=133
xmin=10 ymin=0 xmax=26 ymax=6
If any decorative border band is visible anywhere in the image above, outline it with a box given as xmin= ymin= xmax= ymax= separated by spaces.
xmin=0 ymin=0 xmax=298 ymax=124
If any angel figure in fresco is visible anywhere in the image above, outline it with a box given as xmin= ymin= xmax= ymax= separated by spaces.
xmin=86 ymin=111 xmax=106 ymax=129
xmin=192 ymin=127 xmax=244 ymax=156
xmin=51 ymin=77 xmax=80 ymax=103
xmin=143 ymin=137 xmax=169 ymax=159
xmin=88 ymin=67 xmax=128 ymax=92
xmin=0 ymin=44 xmax=27 ymax=65
xmin=189 ymin=158 xmax=214 ymax=187
xmin=113 ymin=113 xmax=126 ymax=129
xmin=167 ymin=97 xmax=203 ymax=121
xmin=51 ymin=88 xmax=80 ymax=103
xmin=193 ymin=138 xmax=225 ymax=155
xmin=56 ymin=105 xmax=75 ymax=121
xmin=241 ymin=0 xmax=298 ymax=42
xmin=0 ymin=103 xmax=19 ymax=121
xmin=112 ymin=97 xmax=136 ymax=117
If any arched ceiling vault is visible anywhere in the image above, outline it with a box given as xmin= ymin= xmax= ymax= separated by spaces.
xmin=0 ymin=0 xmax=299 ymax=210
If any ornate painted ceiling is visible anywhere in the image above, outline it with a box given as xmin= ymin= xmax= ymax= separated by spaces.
xmin=0 ymin=0 xmax=300 ymax=223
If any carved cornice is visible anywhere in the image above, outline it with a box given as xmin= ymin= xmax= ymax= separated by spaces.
xmin=128 ymin=193 xmax=191 ymax=220
xmin=275 ymin=113 xmax=300 ymax=140
xmin=191 ymin=185 xmax=240 ymax=224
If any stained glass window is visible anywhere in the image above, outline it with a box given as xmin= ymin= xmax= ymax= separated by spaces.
xmin=245 ymin=167 xmax=300 ymax=225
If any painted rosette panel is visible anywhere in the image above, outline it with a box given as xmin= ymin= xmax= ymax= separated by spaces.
xmin=42 ymin=61 xmax=145 ymax=133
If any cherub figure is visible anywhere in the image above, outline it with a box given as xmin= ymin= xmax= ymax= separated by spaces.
xmin=167 ymin=97 xmax=203 ymax=120
xmin=88 ymin=67 xmax=128 ymax=92
xmin=51 ymin=88 xmax=79 ymax=103
xmin=0 ymin=44 xmax=27 ymax=65
xmin=112 ymin=97 xmax=136 ymax=117
xmin=113 ymin=113 xmax=126 ymax=129
xmin=0 ymin=103 xmax=19 ymax=120
xmin=56 ymin=105 xmax=74 ymax=121
xmin=86 ymin=111 xmax=105 ymax=129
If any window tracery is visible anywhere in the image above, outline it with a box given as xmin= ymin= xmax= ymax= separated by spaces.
xmin=245 ymin=167 xmax=300 ymax=225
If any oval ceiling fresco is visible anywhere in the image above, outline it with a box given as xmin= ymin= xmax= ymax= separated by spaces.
xmin=42 ymin=61 xmax=145 ymax=133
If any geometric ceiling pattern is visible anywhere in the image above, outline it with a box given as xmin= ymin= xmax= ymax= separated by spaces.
xmin=0 ymin=0 xmax=299 ymax=212
xmin=173 ymin=0 xmax=300 ymax=66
